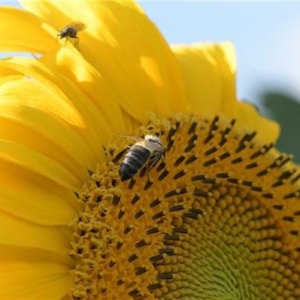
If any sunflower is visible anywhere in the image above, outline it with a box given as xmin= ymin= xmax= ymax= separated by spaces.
xmin=0 ymin=1 xmax=299 ymax=299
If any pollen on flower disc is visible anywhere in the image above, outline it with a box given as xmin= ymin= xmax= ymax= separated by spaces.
xmin=69 ymin=113 xmax=300 ymax=300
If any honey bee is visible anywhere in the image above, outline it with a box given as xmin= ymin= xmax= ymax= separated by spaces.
xmin=118 ymin=135 xmax=165 ymax=182
xmin=57 ymin=22 xmax=86 ymax=48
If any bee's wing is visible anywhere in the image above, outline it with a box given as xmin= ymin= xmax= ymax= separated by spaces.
xmin=65 ymin=21 xmax=87 ymax=31
xmin=118 ymin=134 xmax=143 ymax=142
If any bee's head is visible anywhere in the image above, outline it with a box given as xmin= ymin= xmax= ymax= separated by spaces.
xmin=144 ymin=134 xmax=160 ymax=143
xmin=59 ymin=27 xmax=74 ymax=39
xmin=58 ymin=31 xmax=66 ymax=39
xmin=144 ymin=135 xmax=164 ymax=152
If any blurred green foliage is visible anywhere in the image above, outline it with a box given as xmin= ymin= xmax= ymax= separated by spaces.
xmin=259 ymin=91 xmax=300 ymax=164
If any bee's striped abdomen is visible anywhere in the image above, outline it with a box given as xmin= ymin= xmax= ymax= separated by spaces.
xmin=119 ymin=145 xmax=151 ymax=181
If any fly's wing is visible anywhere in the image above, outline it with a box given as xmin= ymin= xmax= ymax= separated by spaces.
xmin=65 ymin=21 xmax=87 ymax=31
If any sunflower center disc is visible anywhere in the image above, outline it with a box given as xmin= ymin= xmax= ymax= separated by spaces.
xmin=69 ymin=113 xmax=300 ymax=300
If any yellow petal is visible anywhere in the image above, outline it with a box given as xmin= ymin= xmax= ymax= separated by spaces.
xmin=41 ymin=48 xmax=126 ymax=137
xmin=0 ymin=212 xmax=71 ymax=253
xmin=0 ymin=181 xmax=76 ymax=226
xmin=20 ymin=0 xmax=188 ymax=122
xmin=0 ymin=62 xmax=104 ymax=171
xmin=172 ymin=42 xmax=238 ymax=118
xmin=0 ymin=140 xmax=80 ymax=225
xmin=0 ymin=247 xmax=72 ymax=300
xmin=0 ymin=136 xmax=80 ymax=190
xmin=0 ymin=6 xmax=56 ymax=53
xmin=237 ymin=101 xmax=280 ymax=143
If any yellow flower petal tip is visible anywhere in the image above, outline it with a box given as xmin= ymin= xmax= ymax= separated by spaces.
xmin=237 ymin=101 xmax=280 ymax=144
xmin=172 ymin=42 xmax=238 ymax=119
xmin=0 ymin=6 xmax=57 ymax=53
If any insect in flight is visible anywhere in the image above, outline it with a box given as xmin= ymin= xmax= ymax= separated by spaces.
xmin=57 ymin=22 xmax=86 ymax=48
xmin=118 ymin=134 xmax=165 ymax=182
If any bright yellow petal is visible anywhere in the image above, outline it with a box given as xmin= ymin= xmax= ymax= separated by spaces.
xmin=0 ymin=6 xmax=56 ymax=53
xmin=41 ymin=48 xmax=126 ymax=136
xmin=172 ymin=42 xmax=280 ymax=144
xmin=20 ymin=0 xmax=188 ymax=122
xmin=237 ymin=101 xmax=280 ymax=143
xmin=0 ymin=140 xmax=80 ymax=225
xmin=0 ymin=139 xmax=79 ymax=190
xmin=0 ymin=247 xmax=72 ymax=300
xmin=0 ymin=114 xmax=91 ymax=183
xmin=0 ymin=52 xmax=128 ymax=149
xmin=0 ymin=213 xmax=71 ymax=253
xmin=172 ymin=42 xmax=238 ymax=118
xmin=0 ymin=179 xmax=77 ymax=226
xmin=0 ymin=62 xmax=104 ymax=171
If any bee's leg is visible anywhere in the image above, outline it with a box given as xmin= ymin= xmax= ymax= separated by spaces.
xmin=74 ymin=37 xmax=80 ymax=48
xmin=162 ymin=152 xmax=166 ymax=162
xmin=145 ymin=155 xmax=161 ymax=181
xmin=139 ymin=160 xmax=152 ymax=180
xmin=158 ymin=152 xmax=166 ymax=170
xmin=146 ymin=163 xmax=151 ymax=182
xmin=64 ymin=37 xmax=68 ymax=46
xmin=148 ymin=155 xmax=160 ymax=172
